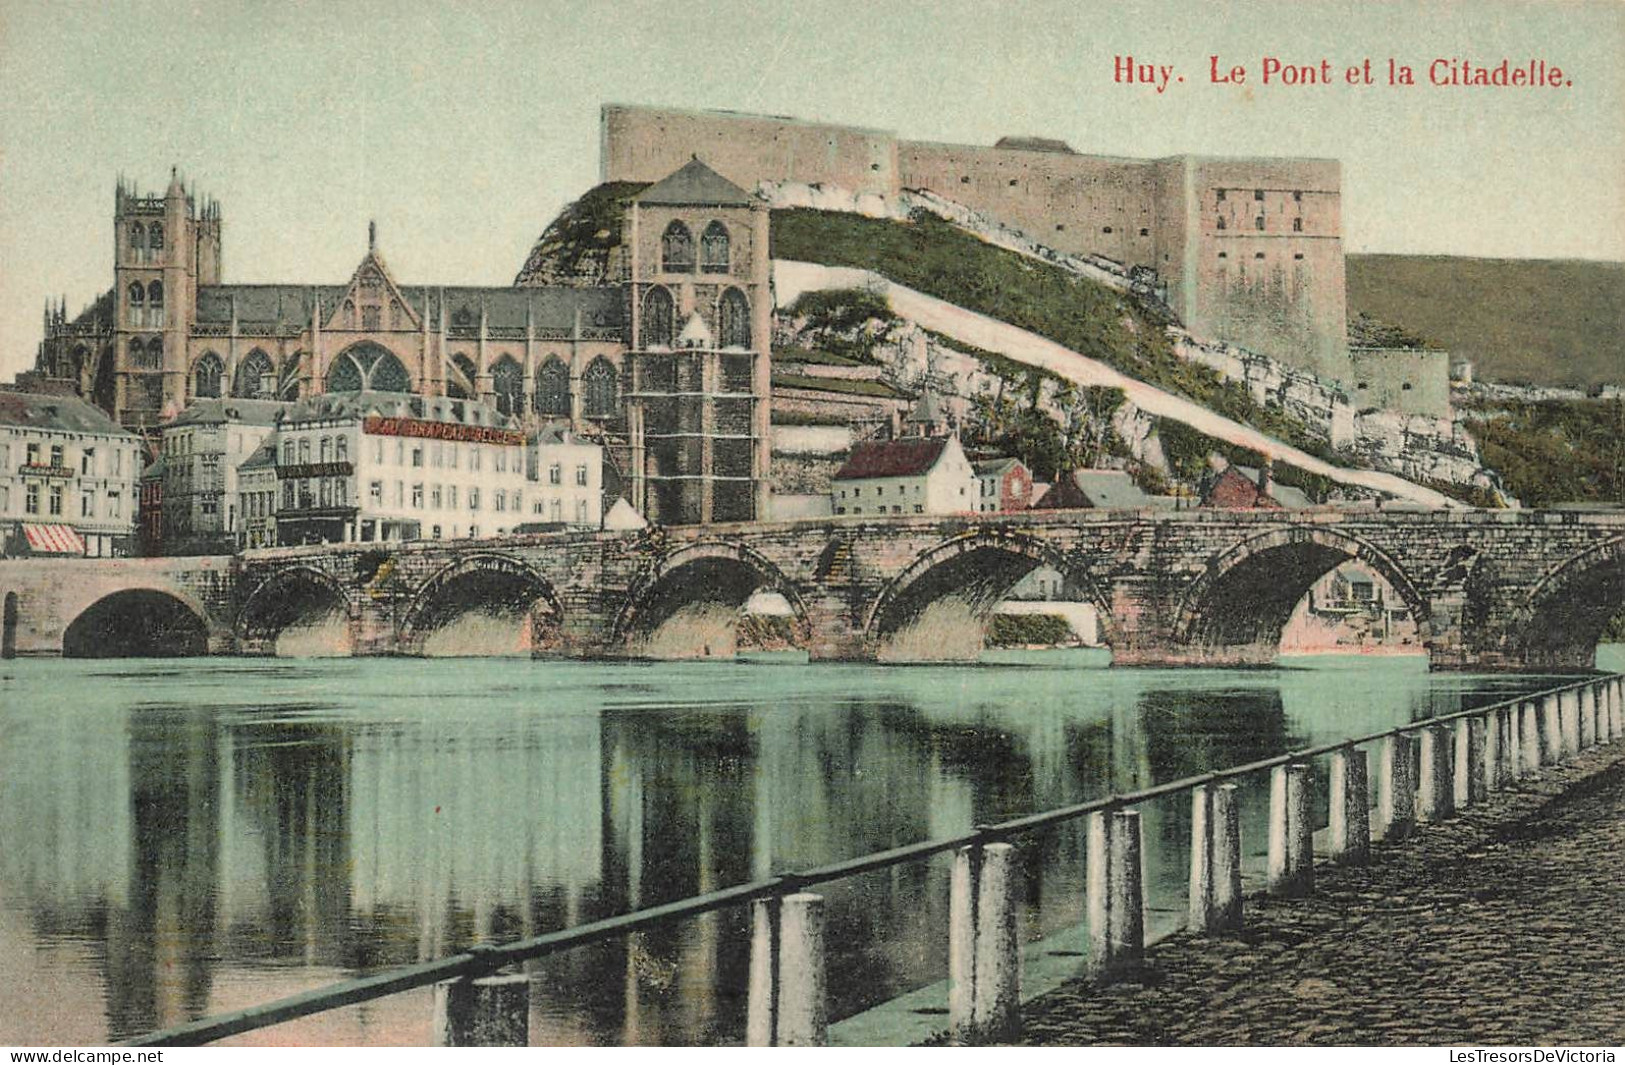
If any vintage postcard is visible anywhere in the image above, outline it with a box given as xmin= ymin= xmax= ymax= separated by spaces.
xmin=1 ymin=0 xmax=1621 ymax=1051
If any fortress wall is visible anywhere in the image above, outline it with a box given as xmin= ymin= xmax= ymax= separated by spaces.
xmin=1350 ymin=348 xmax=1452 ymax=418
xmin=1188 ymin=157 xmax=1347 ymax=382
xmin=601 ymin=104 xmax=898 ymax=196
xmin=897 ymin=141 xmax=1163 ymax=269
xmin=600 ymin=106 xmax=1355 ymax=382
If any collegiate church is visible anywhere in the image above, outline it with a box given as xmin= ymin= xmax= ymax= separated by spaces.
xmin=33 ymin=157 xmax=774 ymax=526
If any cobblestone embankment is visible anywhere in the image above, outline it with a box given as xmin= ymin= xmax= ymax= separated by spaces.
xmin=1020 ymin=741 xmax=1625 ymax=1046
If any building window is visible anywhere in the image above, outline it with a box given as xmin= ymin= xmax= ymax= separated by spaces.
xmin=283 ymin=482 xmax=295 ymax=509
xmin=492 ymin=356 xmax=524 ymax=417
xmin=149 ymin=224 xmax=164 ymax=253
xmin=1292 ymin=217 xmax=1303 ymax=232
xmin=319 ymin=436 xmax=332 ymax=463
xmin=549 ymin=499 xmax=562 ymax=522
xmin=336 ymin=436 xmax=348 ymax=461
xmin=234 ymin=349 xmax=275 ymax=399
xmin=448 ymin=485 xmax=458 ymax=508
xmin=48 ymin=484 xmax=62 ymax=516
xmin=1254 ymin=189 xmax=1264 ymax=201
xmin=81 ymin=447 xmax=95 ymax=475
xmin=575 ymin=499 xmax=588 ymax=524
xmin=1294 ymin=253 xmax=1305 ymax=260
xmin=299 ymin=439 xmax=311 ymax=463
xmin=1139 ymin=227 xmax=1149 ymax=236
xmin=129 ymin=222 xmax=145 ymax=258
xmin=548 ymin=462 xmax=561 ymax=485
xmin=494 ymin=490 xmax=506 ymax=513
xmin=700 ymin=221 xmax=731 ymax=273
xmin=147 ymin=281 xmax=164 ymax=326
xmin=362 ymin=305 xmax=381 ymax=330
xmin=495 ymin=449 xmax=507 ymax=473
xmin=1216 ymin=217 xmax=1226 ymax=230
xmin=470 ymin=446 xmax=481 ymax=472
xmin=1218 ymin=252 xmax=1228 ymax=259
xmin=25 ymin=483 xmax=39 ymax=514
xmin=50 ymin=444 xmax=63 ymax=467
xmin=1102 ymin=226 xmax=1113 ymax=234
xmin=1255 ymin=216 xmax=1265 ymax=231
xmin=369 ymin=480 xmax=382 ymax=503
xmin=1293 ymin=190 xmax=1303 ymax=201
xmin=282 ymin=439 xmax=295 ymax=465
xmin=583 ymin=357 xmax=618 ymax=417
xmin=1216 ymin=189 xmax=1226 ymax=202
xmin=194 ymin=353 xmax=224 ymax=398
xmin=641 ymin=287 xmax=675 ymax=348
xmin=468 ymin=487 xmax=480 ymax=511
xmin=1255 ymin=252 xmax=1265 ymax=260
xmin=108 ymin=491 xmax=121 ymax=518
xmin=535 ymin=357 xmax=570 ymax=415
xmin=411 ymin=446 xmax=423 ymax=468
xmin=431 ymin=485 xmax=442 ymax=509
xmin=661 ymin=221 xmax=695 ymax=273
xmin=718 ymin=288 xmax=751 ymax=349
xmin=411 ymin=483 xmax=423 ymax=509
xmin=574 ymin=463 xmax=588 ymax=487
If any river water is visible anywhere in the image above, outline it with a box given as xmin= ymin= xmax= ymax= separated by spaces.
xmin=1 ymin=649 xmax=1619 ymax=1046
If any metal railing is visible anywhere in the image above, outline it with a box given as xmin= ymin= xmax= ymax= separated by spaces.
xmin=124 ymin=671 xmax=1625 ymax=1048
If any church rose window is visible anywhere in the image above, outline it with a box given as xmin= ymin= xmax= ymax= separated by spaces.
xmin=535 ymin=356 xmax=570 ymax=415
xmin=718 ymin=288 xmax=751 ymax=349
xmin=701 ymin=221 xmax=730 ymax=273
xmin=661 ymin=221 xmax=694 ymax=273
xmin=583 ymin=357 xmax=618 ymax=418
xmin=641 ymin=286 xmax=674 ymax=349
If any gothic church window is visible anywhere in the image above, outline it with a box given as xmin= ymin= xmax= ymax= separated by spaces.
xmin=148 ymin=281 xmax=163 ymax=326
xmin=343 ymin=300 xmax=357 ymax=329
xmin=583 ymin=357 xmax=618 ymax=418
xmin=701 ymin=222 xmax=730 ymax=273
xmin=127 ymin=283 xmax=144 ymax=325
xmin=535 ymin=356 xmax=570 ymax=416
xmin=661 ymin=221 xmax=695 ymax=273
xmin=194 ymin=353 xmax=223 ymax=398
xmin=641 ymin=286 xmax=674 ymax=349
xmin=491 ymin=356 xmax=524 ymax=417
xmin=327 ymin=342 xmax=410 ymax=393
xmin=234 ymin=349 xmax=274 ymax=398
xmin=718 ymin=288 xmax=751 ymax=349
xmin=362 ymin=305 xmax=381 ymax=330
xmin=148 ymin=224 xmax=164 ymax=252
xmin=129 ymin=223 xmax=145 ymax=256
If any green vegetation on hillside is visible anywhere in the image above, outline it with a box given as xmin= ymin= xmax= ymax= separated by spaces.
xmin=772 ymin=209 xmax=1342 ymax=468
xmin=1347 ymin=255 xmax=1624 ymax=389
xmin=1461 ymin=397 xmax=1625 ymax=507
xmin=512 ymin=181 xmax=649 ymax=285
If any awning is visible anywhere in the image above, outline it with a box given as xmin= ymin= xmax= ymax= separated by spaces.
xmin=21 ymin=523 xmax=85 ymax=555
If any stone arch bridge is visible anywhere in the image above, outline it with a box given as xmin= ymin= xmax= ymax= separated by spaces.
xmin=2 ymin=509 xmax=1622 ymax=671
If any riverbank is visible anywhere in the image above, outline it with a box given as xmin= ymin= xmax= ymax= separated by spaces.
xmin=1019 ymin=735 xmax=1625 ymax=1046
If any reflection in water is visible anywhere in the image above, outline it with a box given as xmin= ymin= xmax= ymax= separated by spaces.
xmin=0 ymin=652 xmax=1605 ymax=1045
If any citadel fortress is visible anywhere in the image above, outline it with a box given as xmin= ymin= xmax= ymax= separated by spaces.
xmin=29 ymin=102 xmax=1449 ymax=526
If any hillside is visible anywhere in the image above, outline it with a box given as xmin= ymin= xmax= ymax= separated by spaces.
xmin=1346 ymin=255 xmax=1624 ymax=389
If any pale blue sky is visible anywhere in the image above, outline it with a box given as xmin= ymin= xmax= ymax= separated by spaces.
xmin=1 ymin=0 xmax=1620 ymax=381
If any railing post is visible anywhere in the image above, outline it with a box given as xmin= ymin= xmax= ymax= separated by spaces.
xmin=1107 ymin=809 xmax=1145 ymax=974
xmin=776 ymin=893 xmax=828 ymax=1046
xmin=1541 ymin=693 xmax=1564 ymax=763
xmin=746 ymin=897 xmax=778 ymax=1047
xmin=1330 ymin=746 xmax=1369 ymax=865
xmin=1520 ymin=699 xmax=1543 ymax=776
xmin=1086 ymin=808 xmax=1113 ymax=976
xmin=1610 ymin=679 xmax=1623 ymax=742
xmin=1453 ymin=716 xmax=1486 ymax=808
xmin=1578 ymin=685 xmax=1594 ymax=750
xmin=1211 ymin=783 xmax=1242 ymax=931
xmin=1587 ymin=683 xmax=1603 ymax=746
xmin=950 ymin=842 xmax=1021 ymax=1043
xmin=1376 ymin=732 xmax=1416 ymax=841
xmin=433 ymin=972 xmax=530 ymax=1047
xmin=1600 ymin=681 xmax=1615 ymax=744
xmin=1559 ymin=690 xmax=1581 ymax=759
xmin=1417 ymin=725 xmax=1453 ymax=822
xmin=1188 ymin=784 xmax=1215 ymax=934
xmin=1492 ymin=705 xmax=1516 ymax=790
xmin=1268 ymin=763 xmax=1313 ymax=896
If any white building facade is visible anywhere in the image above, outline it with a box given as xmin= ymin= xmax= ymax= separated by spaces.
xmin=159 ymin=398 xmax=285 ymax=553
xmin=236 ymin=436 xmax=279 ymax=549
xmin=0 ymin=390 xmax=140 ymax=557
xmin=527 ymin=429 xmax=602 ymax=529
xmin=275 ymin=392 xmax=528 ymax=546
xmin=831 ymin=435 xmax=977 ymax=517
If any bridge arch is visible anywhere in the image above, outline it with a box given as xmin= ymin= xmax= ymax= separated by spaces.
xmin=238 ymin=564 xmax=355 ymax=655
xmin=1513 ymin=537 xmax=1625 ymax=671
xmin=614 ymin=540 xmax=810 ymax=657
xmin=865 ymin=529 xmax=1113 ymax=660
xmin=1175 ymin=526 xmax=1432 ymax=665
xmin=62 ymin=587 xmax=212 ymax=657
xmin=398 ymin=553 xmax=563 ymax=656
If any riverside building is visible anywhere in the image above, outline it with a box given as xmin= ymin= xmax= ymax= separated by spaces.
xmin=273 ymin=391 xmax=527 ymax=546
xmin=158 ymin=397 xmax=286 ymax=553
xmin=0 ymin=389 xmax=140 ymax=557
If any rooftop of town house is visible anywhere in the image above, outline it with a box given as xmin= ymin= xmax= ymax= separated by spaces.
xmin=280 ymin=390 xmax=513 ymax=428
xmin=0 ymin=389 xmax=134 ymax=437
xmin=238 ymin=436 xmax=279 ymax=471
xmin=833 ymin=436 xmax=953 ymax=481
xmin=163 ymin=397 xmax=289 ymax=429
